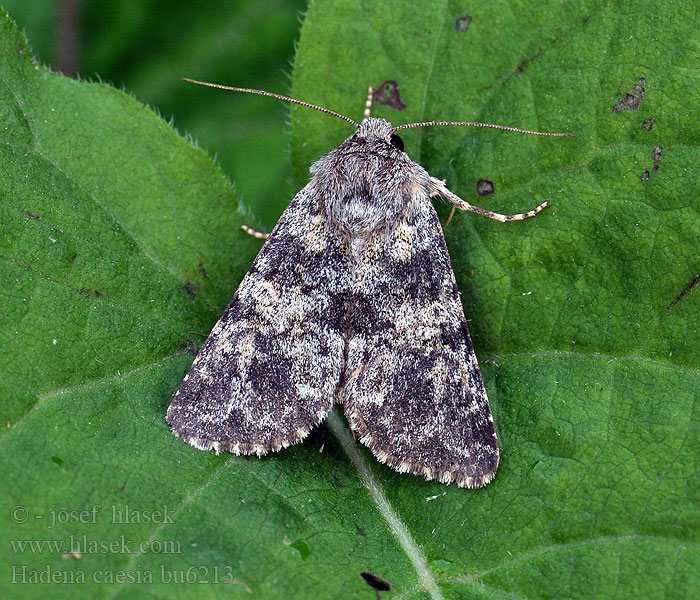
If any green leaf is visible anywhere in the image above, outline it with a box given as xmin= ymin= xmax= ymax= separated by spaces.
xmin=1 ymin=2 xmax=699 ymax=600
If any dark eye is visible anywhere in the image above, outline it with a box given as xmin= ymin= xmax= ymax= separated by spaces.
xmin=389 ymin=133 xmax=404 ymax=151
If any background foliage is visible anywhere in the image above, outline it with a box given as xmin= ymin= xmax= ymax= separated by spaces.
xmin=3 ymin=0 xmax=305 ymax=227
xmin=1 ymin=1 xmax=698 ymax=599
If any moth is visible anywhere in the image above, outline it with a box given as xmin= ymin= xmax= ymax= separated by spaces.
xmin=167 ymin=80 xmax=571 ymax=488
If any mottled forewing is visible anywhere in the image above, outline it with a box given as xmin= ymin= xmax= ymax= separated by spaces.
xmin=167 ymin=184 xmax=348 ymax=455
xmin=342 ymin=197 xmax=498 ymax=488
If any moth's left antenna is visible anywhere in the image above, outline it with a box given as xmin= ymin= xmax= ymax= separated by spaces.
xmin=183 ymin=78 xmax=360 ymax=128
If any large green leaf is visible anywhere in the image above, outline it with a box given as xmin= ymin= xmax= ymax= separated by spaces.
xmin=1 ymin=1 xmax=698 ymax=599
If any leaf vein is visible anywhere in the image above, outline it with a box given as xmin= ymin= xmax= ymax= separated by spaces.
xmin=327 ymin=408 xmax=445 ymax=600
xmin=450 ymin=534 xmax=700 ymax=584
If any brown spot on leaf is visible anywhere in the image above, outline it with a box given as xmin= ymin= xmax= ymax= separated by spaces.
xmin=360 ymin=572 xmax=391 ymax=592
xmin=184 ymin=281 xmax=198 ymax=296
xmin=455 ymin=16 xmax=472 ymax=33
xmin=78 ymin=287 xmax=103 ymax=298
xmin=355 ymin=523 xmax=367 ymax=536
xmin=22 ymin=210 xmax=41 ymax=220
xmin=612 ymin=78 xmax=645 ymax=113
xmin=642 ymin=118 xmax=655 ymax=131
xmin=373 ymin=81 xmax=406 ymax=111
xmin=476 ymin=180 xmax=494 ymax=196
xmin=331 ymin=470 xmax=345 ymax=488
xmin=198 ymin=263 xmax=209 ymax=279
xmin=641 ymin=145 xmax=662 ymax=180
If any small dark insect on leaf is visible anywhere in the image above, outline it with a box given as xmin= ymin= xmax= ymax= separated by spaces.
xmin=360 ymin=571 xmax=391 ymax=591
xmin=167 ymin=79 xmax=573 ymax=488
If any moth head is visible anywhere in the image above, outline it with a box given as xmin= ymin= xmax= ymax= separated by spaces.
xmin=355 ymin=118 xmax=404 ymax=152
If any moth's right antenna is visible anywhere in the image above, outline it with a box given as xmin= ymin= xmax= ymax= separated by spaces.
xmin=393 ymin=120 xmax=575 ymax=137
xmin=183 ymin=78 xmax=360 ymax=129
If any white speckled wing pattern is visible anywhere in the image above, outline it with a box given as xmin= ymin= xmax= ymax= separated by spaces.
xmin=167 ymin=184 xmax=349 ymax=455
xmin=340 ymin=193 xmax=499 ymax=489
xmin=168 ymin=116 xmax=500 ymax=488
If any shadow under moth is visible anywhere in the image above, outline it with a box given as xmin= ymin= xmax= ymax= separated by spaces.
xmin=167 ymin=81 xmax=571 ymax=488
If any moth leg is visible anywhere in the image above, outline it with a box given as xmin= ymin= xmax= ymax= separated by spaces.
xmin=428 ymin=176 xmax=548 ymax=224
xmin=240 ymin=224 xmax=269 ymax=240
